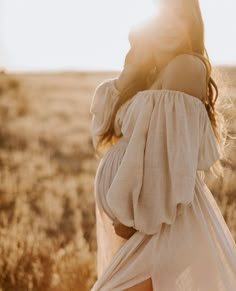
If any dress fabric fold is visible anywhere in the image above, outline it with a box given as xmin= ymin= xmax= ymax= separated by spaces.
xmin=90 ymin=79 xmax=236 ymax=291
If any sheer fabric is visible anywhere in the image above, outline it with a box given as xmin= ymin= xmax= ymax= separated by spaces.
xmin=90 ymin=79 xmax=236 ymax=291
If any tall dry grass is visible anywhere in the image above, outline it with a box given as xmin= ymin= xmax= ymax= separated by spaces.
xmin=0 ymin=71 xmax=97 ymax=290
xmin=0 ymin=68 xmax=235 ymax=290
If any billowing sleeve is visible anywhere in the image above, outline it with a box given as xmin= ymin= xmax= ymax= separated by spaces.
xmin=90 ymin=78 xmax=120 ymax=149
xmin=105 ymin=90 xmax=221 ymax=235
xmin=197 ymin=107 xmax=221 ymax=170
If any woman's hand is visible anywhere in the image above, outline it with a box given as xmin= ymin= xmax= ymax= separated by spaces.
xmin=112 ymin=218 xmax=137 ymax=240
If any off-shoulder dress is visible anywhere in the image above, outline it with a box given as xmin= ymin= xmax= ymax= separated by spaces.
xmin=89 ymin=78 xmax=236 ymax=291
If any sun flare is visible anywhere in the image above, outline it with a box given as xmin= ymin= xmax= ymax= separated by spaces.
xmin=123 ymin=0 xmax=156 ymax=30
xmin=1 ymin=0 xmax=235 ymax=71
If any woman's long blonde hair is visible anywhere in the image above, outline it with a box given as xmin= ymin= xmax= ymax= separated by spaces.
xmin=96 ymin=0 xmax=227 ymax=173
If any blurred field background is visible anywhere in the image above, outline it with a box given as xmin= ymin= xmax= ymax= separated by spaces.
xmin=0 ymin=67 xmax=235 ymax=291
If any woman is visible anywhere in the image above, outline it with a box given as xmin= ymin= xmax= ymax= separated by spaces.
xmin=90 ymin=0 xmax=236 ymax=290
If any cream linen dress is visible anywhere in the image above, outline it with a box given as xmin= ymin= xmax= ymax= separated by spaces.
xmin=89 ymin=78 xmax=236 ymax=291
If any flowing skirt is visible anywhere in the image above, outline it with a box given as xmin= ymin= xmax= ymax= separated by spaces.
xmin=91 ymin=139 xmax=236 ymax=291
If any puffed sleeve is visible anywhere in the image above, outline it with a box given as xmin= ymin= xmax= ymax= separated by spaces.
xmin=90 ymin=78 xmax=120 ymax=150
xmin=197 ymin=107 xmax=221 ymax=170
xmin=105 ymin=90 xmax=221 ymax=235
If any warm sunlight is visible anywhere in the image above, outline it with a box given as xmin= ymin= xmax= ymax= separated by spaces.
xmin=1 ymin=0 xmax=155 ymax=71
xmin=120 ymin=0 xmax=155 ymax=29
xmin=1 ymin=0 xmax=236 ymax=71
xmin=0 ymin=1 xmax=236 ymax=290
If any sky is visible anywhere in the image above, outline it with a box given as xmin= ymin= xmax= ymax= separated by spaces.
xmin=0 ymin=0 xmax=236 ymax=72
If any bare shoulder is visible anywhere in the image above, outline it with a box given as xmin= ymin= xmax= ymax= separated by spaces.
xmin=164 ymin=54 xmax=206 ymax=77
xmin=161 ymin=54 xmax=207 ymax=100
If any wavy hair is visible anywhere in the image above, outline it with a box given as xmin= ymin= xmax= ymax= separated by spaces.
xmin=96 ymin=0 xmax=227 ymax=175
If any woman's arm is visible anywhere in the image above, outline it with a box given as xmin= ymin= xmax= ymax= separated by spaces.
xmin=115 ymin=36 xmax=154 ymax=93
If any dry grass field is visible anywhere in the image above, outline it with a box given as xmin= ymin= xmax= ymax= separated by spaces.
xmin=0 ymin=67 xmax=235 ymax=291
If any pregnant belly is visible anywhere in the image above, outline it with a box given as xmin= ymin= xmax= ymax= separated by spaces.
xmin=95 ymin=137 xmax=129 ymax=220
